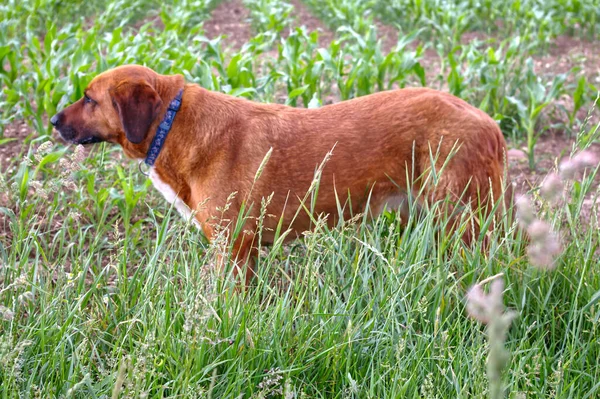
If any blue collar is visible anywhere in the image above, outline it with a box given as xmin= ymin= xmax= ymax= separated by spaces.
xmin=144 ymin=89 xmax=184 ymax=166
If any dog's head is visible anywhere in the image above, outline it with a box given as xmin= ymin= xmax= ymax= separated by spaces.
xmin=51 ymin=65 xmax=184 ymax=157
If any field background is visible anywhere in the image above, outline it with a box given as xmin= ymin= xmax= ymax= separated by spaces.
xmin=1 ymin=0 xmax=600 ymax=398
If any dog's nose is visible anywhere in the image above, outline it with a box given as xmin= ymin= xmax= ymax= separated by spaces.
xmin=50 ymin=113 xmax=60 ymax=127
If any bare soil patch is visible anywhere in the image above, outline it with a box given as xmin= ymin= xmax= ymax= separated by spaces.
xmin=1 ymin=120 xmax=31 ymax=167
xmin=288 ymin=0 xmax=335 ymax=47
xmin=132 ymin=15 xmax=164 ymax=32
xmin=371 ymin=20 xmax=400 ymax=53
xmin=508 ymin=132 xmax=600 ymax=190
xmin=203 ymin=0 xmax=252 ymax=51
xmin=535 ymin=35 xmax=600 ymax=82
xmin=508 ymin=132 xmax=600 ymax=222
xmin=285 ymin=3 xmax=406 ymax=52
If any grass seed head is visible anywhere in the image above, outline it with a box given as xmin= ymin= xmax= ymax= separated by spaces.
xmin=34 ymin=141 xmax=54 ymax=162
xmin=71 ymin=144 xmax=86 ymax=164
xmin=0 ymin=305 xmax=14 ymax=321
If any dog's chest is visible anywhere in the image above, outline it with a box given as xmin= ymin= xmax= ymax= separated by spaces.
xmin=149 ymin=168 xmax=200 ymax=228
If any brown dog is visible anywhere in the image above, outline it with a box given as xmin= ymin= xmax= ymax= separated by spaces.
xmin=52 ymin=65 xmax=510 ymax=284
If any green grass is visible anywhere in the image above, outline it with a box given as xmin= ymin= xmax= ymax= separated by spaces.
xmin=1 ymin=0 xmax=600 ymax=398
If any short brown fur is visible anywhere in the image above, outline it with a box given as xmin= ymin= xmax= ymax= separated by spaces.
xmin=52 ymin=65 xmax=511 ymax=286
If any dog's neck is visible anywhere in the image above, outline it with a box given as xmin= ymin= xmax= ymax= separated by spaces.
xmin=126 ymin=83 xmax=256 ymax=206
xmin=120 ymin=74 xmax=186 ymax=160
xmin=144 ymin=88 xmax=183 ymax=167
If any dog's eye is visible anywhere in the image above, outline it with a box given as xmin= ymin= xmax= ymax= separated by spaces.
xmin=84 ymin=94 xmax=94 ymax=104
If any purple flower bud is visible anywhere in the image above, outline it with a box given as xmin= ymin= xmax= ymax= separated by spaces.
xmin=515 ymin=195 xmax=536 ymax=227
xmin=544 ymin=233 xmax=562 ymax=256
xmin=466 ymin=285 xmax=491 ymax=324
xmin=560 ymin=151 xmax=598 ymax=180
xmin=527 ymin=244 xmax=556 ymax=269
xmin=527 ymin=220 xmax=551 ymax=242
xmin=572 ymin=151 xmax=598 ymax=169
xmin=539 ymin=173 xmax=563 ymax=204
xmin=559 ymin=159 xmax=577 ymax=180
xmin=526 ymin=230 xmax=561 ymax=270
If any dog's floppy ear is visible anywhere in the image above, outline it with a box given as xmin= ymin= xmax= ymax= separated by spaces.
xmin=110 ymin=81 xmax=163 ymax=144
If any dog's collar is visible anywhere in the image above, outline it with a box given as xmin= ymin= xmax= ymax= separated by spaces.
xmin=144 ymin=88 xmax=184 ymax=167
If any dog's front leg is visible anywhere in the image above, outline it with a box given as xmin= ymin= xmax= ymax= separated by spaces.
xmin=231 ymin=235 xmax=258 ymax=288
xmin=213 ymin=233 xmax=258 ymax=289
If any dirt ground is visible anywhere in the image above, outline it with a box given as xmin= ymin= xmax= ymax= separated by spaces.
xmin=537 ymin=35 xmax=600 ymax=82
xmin=0 ymin=120 xmax=30 ymax=166
xmin=287 ymin=0 xmax=335 ymax=46
xmin=203 ymin=0 xmax=252 ymax=51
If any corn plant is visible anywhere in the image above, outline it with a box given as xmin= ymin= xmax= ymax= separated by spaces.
xmin=274 ymin=27 xmax=324 ymax=106
xmin=302 ymin=0 xmax=377 ymax=35
xmin=506 ymin=59 xmax=567 ymax=169
xmin=244 ymin=0 xmax=294 ymax=34
xmin=374 ymin=0 xmax=600 ymax=44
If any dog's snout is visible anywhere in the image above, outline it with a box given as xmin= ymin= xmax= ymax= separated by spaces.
xmin=50 ymin=111 xmax=76 ymax=142
xmin=50 ymin=113 xmax=61 ymax=127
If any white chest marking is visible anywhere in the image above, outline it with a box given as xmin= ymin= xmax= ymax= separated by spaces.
xmin=149 ymin=168 xmax=201 ymax=228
